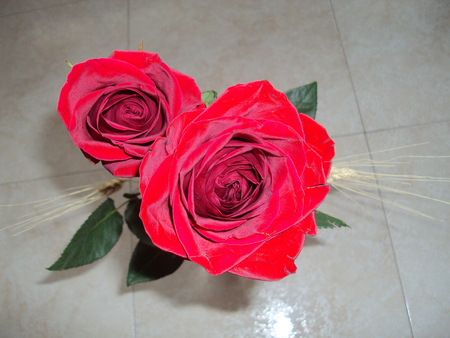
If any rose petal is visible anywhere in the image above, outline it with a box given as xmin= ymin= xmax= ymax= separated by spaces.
xmin=299 ymin=211 xmax=318 ymax=236
xmin=139 ymin=153 xmax=187 ymax=258
xmin=299 ymin=114 xmax=335 ymax=178
xmin=171 ymin=68 xmax=205 ymax=113
xmin=303 ymin=184 xmax=330 ymax=211
xmin=102 ymin=158 xmax=142 ymax=177
xmin=69 ymin=90 xmax=132 ymax=162
xmin=165 ymin=108 xmax=206 ymax=154
xmin=195 ymin=81 xmax=305 ymax=139
xmin=139 ymin=137 xmax=170 ymax=187
xmin=228 ymin=222 xmax=306 ymax=281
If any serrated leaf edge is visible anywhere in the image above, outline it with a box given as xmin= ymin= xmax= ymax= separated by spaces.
xmin=315 ymin=210 xmax=351 ymax=229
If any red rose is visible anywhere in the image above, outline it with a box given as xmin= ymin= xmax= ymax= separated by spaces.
xmin=139 ymin=81 xmax=334 ymax=280
xmin=58 ymin=51 xmax=204 ymax=177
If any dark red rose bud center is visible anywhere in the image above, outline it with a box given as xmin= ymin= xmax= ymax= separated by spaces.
xmin=87 ymin=88 xmax=165 ymax=143
xmin=219 ymin=179 xmax=241 ymax=202
xmin=191 ymin=144 xmax=268 ymax=221
xmin=215 ymin=169 xmax=255 ymax=204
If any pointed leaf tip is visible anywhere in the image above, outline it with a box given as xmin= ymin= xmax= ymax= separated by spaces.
xmin=315 ymin=210 xmax=350 ymax=229
xmin=284 ymin=82 xmax=318 ymax=119
xmin=47 ymin=198 xmax=123 ymax=271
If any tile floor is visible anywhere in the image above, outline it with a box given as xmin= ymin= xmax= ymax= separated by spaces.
xmin=0 ymin=0 xmax=448 ymax=337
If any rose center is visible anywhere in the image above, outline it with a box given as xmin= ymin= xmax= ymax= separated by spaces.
xmin=105 ymin=93 xmax=156 ymax=128
xmin=211 ymin=166 xmax=258 ymax=215
xmin=191 ymin=145 xmax=268 ymax=221
xmin=87 ymin=87 xmax=165 ymax=140
xmin=223 ymin=180 xmax=241 ymax=202
xmin=121 ymin=102 xmax=145 ymax=122
xmin=124 ymin=104 xmax=142 ymax=117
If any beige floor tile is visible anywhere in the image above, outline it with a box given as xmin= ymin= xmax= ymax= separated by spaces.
xmin=0 ymin=172 xmax=135 ymax=337
xmin=0 ymin=0 xmax=80 ymax=17
xmin=0 ymin=0 xmax=128 ymax=183
xmin=367 ymin=122 xmax=450 ymax=337
xmin=133 ymin=134 xmax=411 ymax=337
xmin=332 ymin=0 xmax=450 ymax=131
xmin=129 ymin=0 xmax=363 ymax=138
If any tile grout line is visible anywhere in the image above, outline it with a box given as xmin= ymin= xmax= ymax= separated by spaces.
xmin=0 ymin=0 xmax=85 ymax=18
xmin=331 ymin=118 xmax=450 ymax=140
xmin=366 ymin=118 xmax=450 ymax=134
xmin=0 ymin=169 xmax=106 ymax=187
xmin=328 ymin=1 xmax=415 ymax=337
xmin=129 ymin=159 xmax=137 ymax=336
xmin=127 ymin=0 xmax=131 ymax=51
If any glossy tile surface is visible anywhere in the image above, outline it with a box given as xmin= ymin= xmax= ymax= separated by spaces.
xmin=0 ymin=0 xmax=449 ymax=336
xmin=367 ymin=123 xmax=450 ymax=337
xmin=332 ymin=0 xmax=450 ymax=131
xmin=129 ymin=0 xmax=363 ymax=138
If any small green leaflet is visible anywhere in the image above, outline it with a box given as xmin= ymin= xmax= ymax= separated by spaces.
xmin=284 ymin=81 xmax=318 ymax=119
xmin=124 ymin=197 xmax=153 ymax=246
xmin=201 ymin=90 xmax=218 ymax=107
xmin=127 ymin=241 xmax=184 ymax=286
xmin=315 ymin=210 xmax=350 ymax=229
xmin=47 ymin=198 xmax=123 ymax=270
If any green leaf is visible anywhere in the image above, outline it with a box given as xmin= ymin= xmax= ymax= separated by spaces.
xmin=123 ymin=193 xmax=140 ymax=199
xmin=201 ymin=90 xmax=218 ymax=107
xmin=47 ymin=198 xmax=123 ymax=270
xmin=127 ymin=241 xmax=184 ymax=286
xmin=284 ymin=81 xmax=317 ymax=119
xmin=315 ymin=210 xmax=350 ymax=229
xmin=124 ymin=197 xmax=153 ymax=246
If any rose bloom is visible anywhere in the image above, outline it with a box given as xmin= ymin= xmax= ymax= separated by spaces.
xmin=139 ymin=81 xmax=334 ymax=281
xmin=58 ymin=51 xmax=204 ymax=177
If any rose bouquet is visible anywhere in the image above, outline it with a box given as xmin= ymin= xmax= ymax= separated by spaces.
xmin=43 ymin=48 xmax=366 ymax=284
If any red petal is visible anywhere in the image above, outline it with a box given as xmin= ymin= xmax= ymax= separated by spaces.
xmin=102 ymin=158 xmax=142 ymax=177
xmin=197 ymin=81 xmax=305 ymax=138
xmin=171 ymin=68 xmax=205 ymax=113
xmin=68 ymin=90 xmax=132 ymax=162
xmin=228 ymin=223 xmax=306 ymax=281
xmin=302 ymin=185 xmax=330 ymax=217
xmin=164 ymin=108 xmax=206 ymax=154
xmin=298 ymin=211 xmax=317 ymax=236
xmin=299 ymin=114 xmax=335 ymax=178
xmin=139 ymin=137 xmax=171 ymax=195
xmin=139 ymin=153 xmax=187 ymax=258
xmin=108 ymin=50 xmax=161 ymax=66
